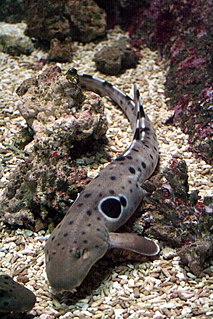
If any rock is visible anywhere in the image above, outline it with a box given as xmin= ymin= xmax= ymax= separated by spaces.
xmin=0 ymin=0 xmax=25 ymax=23
xmin=25 ymin=0 xmax=106 ymax=44
xmin=16 ymin=66 xmax=107 ymax=149
xmin=134 ymin=158 xmax=213 ymax=275
xmin=0 ymin=66 xmax=108 ymax=230
xmin=0 ymin=22 xmax=33 ymax=56
xmin=1 ymin=159 xmax=91 ymax=230
xmin=94 ymin=46 xmax=122 ymax=75
xmin=94 ymin=38 xmax=139 ymax=75
xmin=178 ymin=240 xmax=213 ymax=276
xmin=48 ymin=38 xmax=73 ymax=62
xmin=66 ymin=0 xmax=106 ymax=42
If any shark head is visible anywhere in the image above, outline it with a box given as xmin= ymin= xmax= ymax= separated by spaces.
xmin=45 ymin=208 xmax=109 ymax=291
xmin=0 ymin=274 xmax=36 ymax=313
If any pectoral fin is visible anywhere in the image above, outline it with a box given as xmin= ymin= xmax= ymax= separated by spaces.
xmin=109 ymin=232 xmax=160 ymax=256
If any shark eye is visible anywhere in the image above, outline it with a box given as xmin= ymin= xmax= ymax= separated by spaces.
xmin=74 ymin=248 xmax=89 ymax=259
xmin=75 ymin=249 xmax=82 ymax=259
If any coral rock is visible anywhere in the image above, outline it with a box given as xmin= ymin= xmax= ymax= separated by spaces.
xmin=0 ymin=66 xmax=108 ymax=229
xmin=94 ymin=38 xmax=139 ymax=75
xmin=134 ymin=158 xmax=213 ymax=275
xmin=0 ymin=22 xmax=33 ymax=56
xmin=25 ymin=0 xmax=106 ymax=43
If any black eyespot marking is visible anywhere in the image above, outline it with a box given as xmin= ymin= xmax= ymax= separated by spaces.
xmin=119 ymin=195 xmax=127 ymax=207
xmin=132 ymin=148 xmax=139 ymax=152
xmin=129 ymin=167 xmax=136 ymax=174
xmin=115 ymin=155 xmax=126 ymax=161
xmin=87 ymin=223 xmax=91 ymax=227
xmin=130 ymin=189 xmax=133 ymax=193
xmin=99 ymin=193 xmax=103 ymax=197
xmin=138 ymin=167 xmax=142 ymax=172
xmin=96 ymin=228 xmax=100 ymax=231
xmin=153 ymin=146 xmax=157 ymax=151
xmin=128 ymin=180 xmax=132 ymax=184
xmin=100 ymin=197 xmax=122 ymax=218
xmin=144 ymin=144 xmax=149 ymax=148
xmin=63 ymin=232 xmax=68 ymax=237
xmin=57 ymin=243 xmax=60 ymax=246
xmin=51 ymin=236 xmax=55 ymax=241
xmin=150 ymin=153 xmax=153 ymax=159
xmin=86 ymin=210 xmax=92 ymax=216
xmin=69 ymin=220 xmax=73 ymax=225
xmin=83 ymin=240 xmax=88 ymax=244
xmin=84 ymin=193 xmax=91 ymax=198
xmin=141 ymin=161 xmax=146 ymax=169
xmin=127 ymin=155 xmax=133 ymax=160
xmin=82 ymin=231 xmax=86 ymax=235
xmin=97 ymin=216 xmax=101 ymax=221
xmin=109 ymin=189 xmax=115 ymax=195
xmin=110 ymin=176 xmax=116 ymax=180
xmin=122 ymin=186 xmax=125 ymax=190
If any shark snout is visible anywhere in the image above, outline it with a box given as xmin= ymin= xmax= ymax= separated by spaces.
xmin=45 ymin=243 xmax=109 ymax=291
xmin=48 ymin=271 xmax=83 ymax=292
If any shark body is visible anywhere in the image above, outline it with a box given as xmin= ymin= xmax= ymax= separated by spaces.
xmin=45 ymin=71 xmax=160 ymax=291
xmin=0 ymin=274 xmax=36 ymax=313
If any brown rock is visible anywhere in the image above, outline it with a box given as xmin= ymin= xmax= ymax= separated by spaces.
xmin=94 ymin=39 xmax=139 ymax=75
xmin=48 ymin=38 xmax=73 ymax=62
xmin=25 ymin=0 xmax=106 ymax=43
xmin=0 ymin=66 xmax=108 ymax=229
xmin=66 ymin=0 xmax=107 ymax=42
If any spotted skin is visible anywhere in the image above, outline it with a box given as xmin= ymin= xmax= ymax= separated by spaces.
xmin=0 ymin=274 xmax=36 ymax=313
xmin=45 ymin=71 xmax=160 ymax=291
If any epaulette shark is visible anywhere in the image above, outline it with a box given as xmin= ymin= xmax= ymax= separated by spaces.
xmin=45 ymin=70 xmax=160 ymax=291
xmin=0 ymin=274 xmax=36 ymax=313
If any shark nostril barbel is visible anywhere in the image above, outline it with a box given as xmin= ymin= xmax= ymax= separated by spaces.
xmin=45 ymin=70 xmax=160 ymax=292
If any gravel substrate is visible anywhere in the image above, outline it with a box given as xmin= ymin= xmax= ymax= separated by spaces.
xmin=0 ymin=28 xmax=212 ymax=318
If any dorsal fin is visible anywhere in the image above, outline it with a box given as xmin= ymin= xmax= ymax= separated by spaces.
xmin=133 ymin=84 xmax=148 ymax=142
